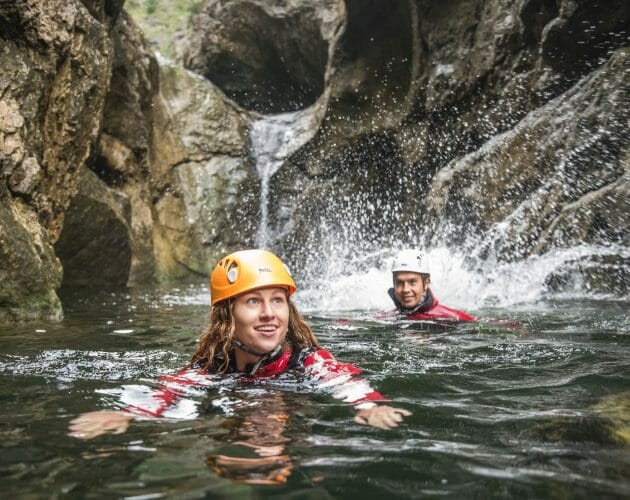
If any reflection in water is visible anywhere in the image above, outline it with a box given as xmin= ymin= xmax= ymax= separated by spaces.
xmin=207 ymin=454 xmax=293 ymax=485
xmin=206 ymin=393 xmax=294 ymax=484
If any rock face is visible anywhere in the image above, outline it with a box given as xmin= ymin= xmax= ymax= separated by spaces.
xmin=0 ymin=0 xmax=116 ymax=320
xmin=58 ymin=9 xmax=254 ymax=286
xmin=426 ymin=48 xmax=629 ymax=296
xmin=1 ymin=0 xmax=629 ymax=321
xmin=55 ymin=168 xmax=132 ymax=287
xmin=0 ymin=1 xmax=253 ymax=320
xmin=183 ymin=0 xmax=345 ymax=113
xmin=427 ymin=48 xmax=629 ymax=258
xmin=152 ymin=61 xmax=253 ymax=279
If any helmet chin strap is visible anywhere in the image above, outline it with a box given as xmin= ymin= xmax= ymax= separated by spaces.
xmin=232 ymin=337 xmax=270 ymax=357
xmin=232 ymin=338 xmax=283 ymax=376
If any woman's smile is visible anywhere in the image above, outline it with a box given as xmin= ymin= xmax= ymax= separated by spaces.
xmin=255 ymin=324 xmax=280 ymax=336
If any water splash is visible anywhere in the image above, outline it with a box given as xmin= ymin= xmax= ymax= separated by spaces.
xmin=249 ymin=104 xmax=324 ymax=247
xmin=139 ymin=243 xmax=627 ymax=313
xmin=294 ymin=243 xmax=629 ymax=313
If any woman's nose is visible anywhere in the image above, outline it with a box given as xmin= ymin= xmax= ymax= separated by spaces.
xmin=260 ymin=300 xmax=274 ymax=318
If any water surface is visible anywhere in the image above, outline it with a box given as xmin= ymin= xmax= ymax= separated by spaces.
xmin=0 ymin=287 xmax=628 ymax=498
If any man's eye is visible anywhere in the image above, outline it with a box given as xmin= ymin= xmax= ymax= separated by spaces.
xmin=247 ymin=298 xmax=260 ymax=304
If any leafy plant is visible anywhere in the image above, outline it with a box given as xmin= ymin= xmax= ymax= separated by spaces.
xmin=145 ymin=0 xmax=159 ymax=15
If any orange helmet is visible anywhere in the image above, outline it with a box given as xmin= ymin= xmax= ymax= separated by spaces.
xmin=210 ymin=249 xmax=296 ymax=305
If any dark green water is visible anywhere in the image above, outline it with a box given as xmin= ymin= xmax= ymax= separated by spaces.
xmin=0 ymin=287 xmax=628 ymax=499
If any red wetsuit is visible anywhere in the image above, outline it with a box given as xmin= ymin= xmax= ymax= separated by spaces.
xmin=404 ymin=299 xmax=474 ymax=321
xmin=123 ymin=347 xmax=387 ymax=419
xmin=383 ymin=288 xmax=475 ymax=322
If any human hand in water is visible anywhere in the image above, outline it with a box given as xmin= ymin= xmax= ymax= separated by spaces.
xmin=354 ymin=405 xmax=412 ymax=430
xmin=68 ymin=410 xmax=133 ymax=439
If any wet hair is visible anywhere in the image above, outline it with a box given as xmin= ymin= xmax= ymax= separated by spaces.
xmin=189 ymin=297 xmax=318 ymax=373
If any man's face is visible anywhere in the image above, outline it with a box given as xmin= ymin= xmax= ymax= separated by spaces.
xmin=393 ymin=271 xmax=428 ymax=309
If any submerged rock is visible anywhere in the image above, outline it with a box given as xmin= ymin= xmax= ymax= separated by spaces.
xmin=530 ymin=392 xmax=630 ymax=446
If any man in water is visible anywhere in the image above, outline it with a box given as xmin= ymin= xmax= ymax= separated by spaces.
xmin=387 ymin=249 xmax=474 ymax=321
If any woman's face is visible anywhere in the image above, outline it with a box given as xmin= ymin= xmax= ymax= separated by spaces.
xmin=232 ymin=287 xmax=290 ymax=367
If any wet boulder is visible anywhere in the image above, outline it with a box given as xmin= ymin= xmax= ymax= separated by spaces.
xmin=0 ymin=184 xmax=62 ymax=322
xmin=543 ymin=254 xmax=629 ymax=298
xmin=151 ymin=60 xmax=255 ymax=280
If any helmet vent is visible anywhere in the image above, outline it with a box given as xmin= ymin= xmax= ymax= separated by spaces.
xmin=227 ymin=264 xmax=238 ymax=283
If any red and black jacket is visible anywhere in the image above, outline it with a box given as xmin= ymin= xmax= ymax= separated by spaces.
xmin=122 ymin=347 xmax=387 ymax=418
xmin=385 ymin=288 xmax=475 ymax=321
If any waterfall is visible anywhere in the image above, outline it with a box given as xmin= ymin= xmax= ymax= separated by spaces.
xmin=249 ymin=104 xmax=323 ymax=248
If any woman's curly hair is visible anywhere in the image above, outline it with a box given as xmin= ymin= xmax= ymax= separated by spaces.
xmin=189 ymin=297 xmax=318 ymax=373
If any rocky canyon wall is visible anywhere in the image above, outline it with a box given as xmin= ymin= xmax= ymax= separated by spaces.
xmin=0 ymin=0 xmax=253 ymax=321
xmin=181 ymin=0 xmax=628 ymax=293
xmin=0 ymin=0 xmax=119 ymax=320
xmin=1 ymin=0 xmax=628 ymax=321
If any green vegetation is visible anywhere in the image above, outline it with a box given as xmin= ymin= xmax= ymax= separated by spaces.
xmin=125 ymin=0 xmax=206 ymax=59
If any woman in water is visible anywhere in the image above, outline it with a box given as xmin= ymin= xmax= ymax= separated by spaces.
xmin=69 ymin=249 xmax=411 ymax=439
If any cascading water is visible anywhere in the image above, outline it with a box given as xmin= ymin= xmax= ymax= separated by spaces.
xmin=249 ymin=104 xmax=324 ymax=248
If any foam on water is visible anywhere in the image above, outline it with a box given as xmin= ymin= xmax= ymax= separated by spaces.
xmin=0 ymin=349 xmax=182 ymax=381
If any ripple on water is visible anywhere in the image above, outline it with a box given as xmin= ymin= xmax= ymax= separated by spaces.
xmin=375 ymin=335 xmax=594 ymax=378
xmin=460 ymin=462 xmax=630 ymax=497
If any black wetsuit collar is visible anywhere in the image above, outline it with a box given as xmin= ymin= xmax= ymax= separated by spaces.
xmin=227 ymin=342 xmax=285 ymax=376
xmin=388 ymin=287 xmax=435 ymax=316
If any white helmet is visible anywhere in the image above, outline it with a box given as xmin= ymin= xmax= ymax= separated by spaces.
xmin=391 ymin=249 xmax=430 ymax=274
